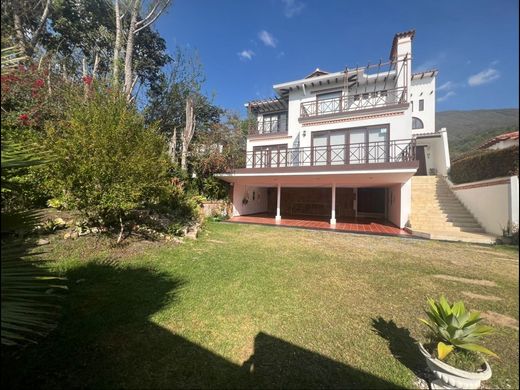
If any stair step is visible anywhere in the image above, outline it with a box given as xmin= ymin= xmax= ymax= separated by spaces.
xmin=410 ymin=176 xmax=488 ymax=243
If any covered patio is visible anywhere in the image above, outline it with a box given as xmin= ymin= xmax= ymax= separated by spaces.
xmin=228 ymin=213 xmax=410 ymax=237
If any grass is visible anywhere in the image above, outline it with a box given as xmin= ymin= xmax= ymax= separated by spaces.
xmin=2 ymin=222 xmax=518 ymax=389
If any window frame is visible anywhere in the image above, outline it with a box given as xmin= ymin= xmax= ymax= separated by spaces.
xmin=412 ymin=117 xmax=424 ymax=130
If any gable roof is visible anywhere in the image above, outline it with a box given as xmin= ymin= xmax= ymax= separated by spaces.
xmin=305 ymin=68 xmax=330 ymax=79
xmin=478 ymin=131 xmax=519 ymax=149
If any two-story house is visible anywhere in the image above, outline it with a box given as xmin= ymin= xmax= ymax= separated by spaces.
xmin=217 ymin=30 xmax=464 ymax=236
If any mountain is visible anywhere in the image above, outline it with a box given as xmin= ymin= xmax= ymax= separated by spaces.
xmin=436 ymin=109 xmax=519 ymax=158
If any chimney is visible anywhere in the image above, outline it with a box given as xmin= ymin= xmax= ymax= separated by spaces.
xmin=390 ymin=30 xmax=415 ymax=98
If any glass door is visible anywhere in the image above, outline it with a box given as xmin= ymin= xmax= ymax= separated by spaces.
xmin=348 ymin=129 xmax=366 ymax=164
xmin=367 ymin=127 xmax=388 ymax=163
xmin=312 ymin=134 xmax=328 ymax=166
xmin=330 ymin=132 xmax=346 ymax=165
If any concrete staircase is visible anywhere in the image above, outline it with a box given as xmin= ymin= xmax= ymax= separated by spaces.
xmin=410 ymin=176 xmax=496 ymax=244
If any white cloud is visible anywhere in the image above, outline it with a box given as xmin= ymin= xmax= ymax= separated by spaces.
xmin=468 ymin=68 xmax=500 ymax=86
xmin=258 ymin=30 xmax=277 ymax=48
xmin=491 ymin=59 xmax=499 ymax=66
xmin=281 ymin=0 xmax=305 ymax=18
xmin=437 ymin=81 xmax=454 ymax=91
xmin=238 ymin=49 xmax=255 ymax=61
xmin=437 ymin=91 xmax=456 ymax=102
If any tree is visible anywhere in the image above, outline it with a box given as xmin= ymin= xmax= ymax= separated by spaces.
xmin=118 ymin=0 xmax=173 ymax=99
xmin=1 ymin=0 xmax=171 ymax=98
xmin=190 ymin=113 xmax=247 ymax=199
xmin=5 ymin=0 xmax=51 ymax=56
xmin=44 ymin=84 xmax=171 ymax=242
xmin=181 ymin=95 xmax=196 ymax=170
xmin=145 ymin=47 xmax=222 ymax=166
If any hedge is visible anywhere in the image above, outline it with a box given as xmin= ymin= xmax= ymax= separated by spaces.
xmin=449 ymin=145 xmax=519 ymax=184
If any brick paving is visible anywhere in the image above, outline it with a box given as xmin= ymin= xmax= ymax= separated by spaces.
xmin=228 ymin=213 xmax=410 ymax=237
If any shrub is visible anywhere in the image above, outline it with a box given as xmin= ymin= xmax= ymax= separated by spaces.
xmin=419 ymin=296 xmax=497 ymax=362
xmin=449 ymin=145 xmax=519 ymax=184
xmin=44 ymin=84 xmax=171 ymax=232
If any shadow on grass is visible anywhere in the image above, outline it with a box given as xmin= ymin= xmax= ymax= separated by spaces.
xmin=2 ymin=261 xmax=399 ymax=389
xmin=372 ymin=317 xmax=431 ymax=382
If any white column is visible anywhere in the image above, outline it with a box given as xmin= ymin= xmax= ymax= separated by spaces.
xmin=330 ymin=183 xmax=336 ymax=225
xmin=354 ymin=188 xmax=358 ymax=218
xmin=275 ymin=183 xmax=282 ymax=222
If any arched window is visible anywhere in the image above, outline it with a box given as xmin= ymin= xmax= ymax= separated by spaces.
xmin=412 ymin=117 xmax=424 ymax=130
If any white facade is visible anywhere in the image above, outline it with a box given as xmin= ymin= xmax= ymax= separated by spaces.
xmin=449 ymin=176 xmax=519 ymax=236
xmin=218 ymin=30 xmax=451 ymax=229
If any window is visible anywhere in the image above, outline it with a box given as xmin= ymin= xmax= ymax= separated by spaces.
xmin=419 ymin=99 xmax=424 ymax=111
xmin=317 ymin=91 xmax=341 ymax=114
xmin=412 ymin=117 xmax=424 ymax=130
xmin=252 ymin=144 xmax=288 ymax=168
xmin=411 ymin=101 xmax=414 ymax=112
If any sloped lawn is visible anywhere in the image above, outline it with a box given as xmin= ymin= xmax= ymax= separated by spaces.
xmin=2 ymin=222 xmax=518 ymax=389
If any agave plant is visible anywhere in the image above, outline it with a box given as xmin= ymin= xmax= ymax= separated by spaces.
xmin=1 ymin=46 xmax=66 ymax=346
xmin=419 ymin=296 xmax=497 ymax=360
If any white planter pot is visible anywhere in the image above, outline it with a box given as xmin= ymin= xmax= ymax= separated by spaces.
xmin=418 ymin=343 xmax=491 ymax=389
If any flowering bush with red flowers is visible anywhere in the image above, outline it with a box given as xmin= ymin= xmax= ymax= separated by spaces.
xmin=82 ymin=75 xmax=93 ymax=85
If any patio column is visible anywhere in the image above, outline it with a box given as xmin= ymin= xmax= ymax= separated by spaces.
xmin=275 ymin=183 xmax=282 ymax=222
xmin=330 ymin=183 xmax=337 ymax=225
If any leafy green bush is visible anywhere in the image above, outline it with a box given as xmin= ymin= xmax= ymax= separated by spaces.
xmin=419 ymin=296 xmax=497 ymax=362
xmin=449 ymin=145 xmax=519 ymax=184
xmin=44 ymin=84 xmax=171 ymax=230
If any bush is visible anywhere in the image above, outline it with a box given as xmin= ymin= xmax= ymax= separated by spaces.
xmin=44 ymin=84 xmax=171 ymax=229
xmin=449 ymin=145 xmax=519 ymax=184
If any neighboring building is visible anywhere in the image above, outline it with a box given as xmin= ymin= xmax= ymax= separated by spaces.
xmin=217 ymin=31 xmax=494 ymax=242
xmin=478 ymin=131 xmax=519 ymax=151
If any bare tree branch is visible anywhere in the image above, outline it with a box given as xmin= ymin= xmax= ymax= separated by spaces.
xmin=29 ymin=0 xmax=51 ymax=50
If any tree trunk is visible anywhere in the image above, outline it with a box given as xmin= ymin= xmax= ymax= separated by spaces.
xmin=117 ymin=216 xmax=124 ymax=244
xmin=181 ymin=96 xmax=196 ymax=171
xmin=93 ymin=51 xmax=100 ymax=78
xmin=82 ymin=57 xmax=88 ymax=96
xmin=13 ymin=6 xmax=27 ymax=54
xmin=124 ymin=0 xmax=141 ymax=99
xmin=169 ymin=127 xmax=177 ymax=163
xmin=112 ymin=0 xmax=122 ymax=85
xmin=28 ymin=0 xmax=51 ymax=55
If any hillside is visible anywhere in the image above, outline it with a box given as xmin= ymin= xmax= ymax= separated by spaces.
xmin=436 ymin=109 xmax=519 ymax=158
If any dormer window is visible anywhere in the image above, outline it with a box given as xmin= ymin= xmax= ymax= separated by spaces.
xmin=412 ymin=117 xmax=424 ymax=130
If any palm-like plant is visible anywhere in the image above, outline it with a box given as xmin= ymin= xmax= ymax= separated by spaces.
xmin=1 ymin=47 xmax=66 ymax=346
xmin=419 ymin=296 xmax=497 ymax=361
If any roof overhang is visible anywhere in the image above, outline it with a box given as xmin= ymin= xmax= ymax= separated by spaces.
xmin=215 ymin=163 xmax=418 ymax=187
xmin=411 ymin=70 xmax=438 ymax=80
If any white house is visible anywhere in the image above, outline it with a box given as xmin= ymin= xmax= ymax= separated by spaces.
xmin=217 ymin=31 xmax=495 ymax=243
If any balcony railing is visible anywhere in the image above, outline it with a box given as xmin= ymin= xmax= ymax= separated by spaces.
xmin=243 ymin=139 xmax=416 ymax=169
xmin=300 ymin=87 xmax=407 ymax=119
xmin=249 ymin=118 xmax=288 ymax=136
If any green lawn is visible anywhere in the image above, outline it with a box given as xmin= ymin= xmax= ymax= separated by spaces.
xmin=2 ymin=222 xmax=519 ymax=389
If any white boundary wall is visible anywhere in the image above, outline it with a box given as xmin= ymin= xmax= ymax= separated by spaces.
xmin=448 ymin=176 xmax=519 ymax=236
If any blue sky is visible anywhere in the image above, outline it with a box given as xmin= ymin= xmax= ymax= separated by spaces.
xmin=155 ymin=0 xmax=519 ymax=116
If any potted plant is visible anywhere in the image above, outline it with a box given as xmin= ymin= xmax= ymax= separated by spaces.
xmin=418 ymin=296 xmax=497 ymax=389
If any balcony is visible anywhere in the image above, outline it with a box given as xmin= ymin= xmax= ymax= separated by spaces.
xmin=242 ymin=139 xmax=416 ymax=169
xmin=300 ymin=87 xmax=407 ymax=119
xmin=249 ymin=118 xmax=288 ymax=137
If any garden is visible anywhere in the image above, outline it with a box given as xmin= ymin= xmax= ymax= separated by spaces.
xmin=2 ymin=223 xmax=519 ymax=389
xmin=1 ymin=1 xmax=519 ymax=389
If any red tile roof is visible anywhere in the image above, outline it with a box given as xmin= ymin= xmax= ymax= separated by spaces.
xmin=389 ymin=30 xmax=416 ymax=60
xmin=478 ymin=131 xmax=519 ymax=149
